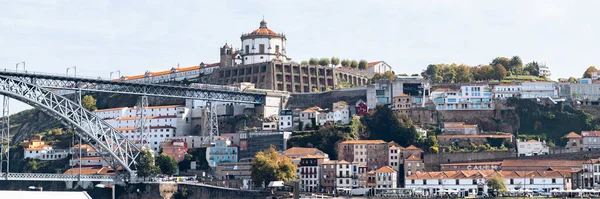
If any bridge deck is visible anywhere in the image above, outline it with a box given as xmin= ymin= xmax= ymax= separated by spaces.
xmin=0 ymin=70 xmax=265 ymax=104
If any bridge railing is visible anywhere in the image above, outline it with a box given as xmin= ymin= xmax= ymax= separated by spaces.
xmin=0 ymin=173 xmax=115 ymax=182
xmin=3 ymin=68 xmax=112 ymax=81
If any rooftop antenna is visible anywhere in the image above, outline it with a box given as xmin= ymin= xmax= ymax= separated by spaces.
xmin=262 ymin=15 xmax=264 ymax=21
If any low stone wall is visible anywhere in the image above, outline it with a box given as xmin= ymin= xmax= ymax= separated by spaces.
xmin=424 ymin=150 xmax=516 ymax=170
xmin=287 ymin=87 xmax=366 ymax=109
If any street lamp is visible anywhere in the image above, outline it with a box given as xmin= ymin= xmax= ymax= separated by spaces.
xmin=95 ymin=184 xmax=115 ymax=199
xmin=110 ymin=70 xmax=121 ymax=80
xmin=15 ymin=61 xmax=25 ymax=71
xmin=66 ymin=66 xmax=77 ymax=77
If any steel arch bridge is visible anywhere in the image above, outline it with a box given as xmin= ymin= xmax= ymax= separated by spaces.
xmin=0 ymin=75 xmax=137 ymax=181
xmin=0 ymin=70 xmax=265 ymax=104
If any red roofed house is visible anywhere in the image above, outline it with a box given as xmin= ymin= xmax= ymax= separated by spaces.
xmin=375 ymin=166 xmax=398 ymax=189
xmin=565 ymin=131 xmax=583 ymax=152
xmin=162 ymin=140 xmax=188 ymax=162
xmin=366 ymin=61 xmax=392 ymax=74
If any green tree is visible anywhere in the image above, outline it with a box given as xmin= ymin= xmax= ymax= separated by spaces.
xmin=583 ymin=66 xmax=598 ymax=78
xmin=25 ymin=159 xmax=40 ymax=172
xmin=421 ymin=64 xmax=441 ymax=80
xmin=455 ymin=64 xmax=472 ymax=83
xmin=490 ymin=57 xmax=511 ymax=71
xmin=362 ymin=105 xmax=419 ymax=147
xmin=178 ymin=154 xmax=194 ymax=172
xmin=156 ymin=153 xmax=178 ymax=176
xmin=341 ymin=59 xmax=350 ymax=67
xmin=318 ymin=58 xmax=331 ymax=67
xmin=350 ymin=60 xmax=359 ymax=69
xmin=82 ymin=95 xmax=97 ymax=111
xmin=308 ymin=58 xmax=319 ymax=65
xmin=493 ymin=64 xmax=507 ymax=80
xmin=487 ymin=176 xmax=508 ymax=195
xmin=441 ymin=65 xmax=456 ymax=83
xmin=251 ymin=147 xmax=297 ymax=188
xmin=300 ymin=60 xmax=308 ymax=65
xmin=372 ymin=71 xmax=396 ymax=81
xmin=331 ymin=57 xmax=340 ymax=66
xmin=358 ymin=60 xmax=368 ymax=70
xmin=137 ymin=150 xmax=160 ymax=179
xmin=568 ymin=77 xmax=577 ymax=83
xmin=524 ymin=61 xmax=540 ymax=76
xmin=509 ymin=56 xmax=523 ymax=75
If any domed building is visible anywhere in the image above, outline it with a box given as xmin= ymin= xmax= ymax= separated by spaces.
xmin=211 ymin=19 xmax=370 ymax=93
xmin=239 ymin=20 xmax=290 ymax=65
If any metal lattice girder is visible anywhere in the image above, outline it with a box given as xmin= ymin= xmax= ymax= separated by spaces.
xmin=0 ymin=75 xmax=138 ymax=181
xmin=0 ymin=173 xmax=115 ymax=182
xmin=0 ymin=71 xmax=264 ymax=104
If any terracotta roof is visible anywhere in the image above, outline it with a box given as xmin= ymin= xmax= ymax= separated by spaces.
xmin=394 ymin=93 xmax=409 ymax=97
xmin=406 ymin=170 xmax=570 ymax=180
xmin=25 ymin=145 xmax=52 ymax=151
xmin=76 ymin=156 xmax=103 ymax=161
xmin=443 ymin=122 xmax=477 ymax=129
xmin=582 ymin=131 xmax=600 ymax=137
xmin=375 ymin=166 xmax=396 ymax=173
xmin=93 ymin=107 xmax=127 ymax=112
xmin=249 ymin=20 xmax=278 ymax=36
xmin=437 ymin=134 xmax=512 ymax=139
xmin=72 ymin=144 xmax=96 ymax=153
xmin=321 ymin=160 xmax=337 ymax=165
xmin=299 ymin=155 xmax=328 ymax=159
xmin=404 ymin=145 xmax=423 ymax=151
xmin=340 ymin=140 xmax=387 ymax=144
xmin=114 ymin=125 xmax=175 ymax=131
xmin=441 ymin=162 xmax=502 ymax=166
xmin=501 ymin=159 xmax=585 ymax=168
xmin=527 ymin=139 xmax=540 ymax=143
xmin=283 ymin=147 xmax=324 ymax=157
xmin=367 ymin=170 xmax=376 ymax=175
xmin=406 ymin=154 xmax=421 ymax=161
xmin=64 ymin=166 xmax=114 ymax=175
xmin=337 ymin=160 xmax=350 ymax=164
xmin=566 ymin=132 xmax=582 ymax=138
xmin=367 ymin=61 xmax=383 ymax=67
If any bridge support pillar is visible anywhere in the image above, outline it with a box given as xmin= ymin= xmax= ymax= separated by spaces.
xmin=0 ymin=96 xmax=9 ymax=177
xmin=202 ymin=101 xmax=219 ymax=145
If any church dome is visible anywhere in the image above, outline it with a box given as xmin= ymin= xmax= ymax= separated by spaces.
xmin=250 ymin=20 xmax=277 ymax=36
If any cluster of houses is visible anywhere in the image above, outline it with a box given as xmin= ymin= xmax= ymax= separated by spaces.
xmin=283 ymin=139 xmax=425 ymax=194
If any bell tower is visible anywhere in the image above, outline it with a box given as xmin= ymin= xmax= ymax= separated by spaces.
xmin=220 ymin=43 xmax=234 ymax=67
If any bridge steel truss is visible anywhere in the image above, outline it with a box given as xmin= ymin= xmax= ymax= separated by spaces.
xmin=0 ymin=173 xmax=115 ymax=182
xmin=0 ymin=75 xmax=137 ymax=181
xmin=0 ymin=71 xmax=265 ymax=104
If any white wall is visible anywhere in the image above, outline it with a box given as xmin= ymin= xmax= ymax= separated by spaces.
xmin=241 ymin=37 xmax=287 ymax=65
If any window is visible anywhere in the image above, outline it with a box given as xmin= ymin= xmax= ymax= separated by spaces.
xmin=245 ymin=45 xmax=249 ymax=54
xmin=552 ymin=178 xmax=556 ymax=184
xmin=275 ymin=45 xmax=280 ymax=53
xmin=510 ymin=179 xmax=514 ymax=184
xmin=472 ymin=179 xmax=477 ymax=185
xmin=455 ymin=179 xmax=459 ymax=185
xmin=259 ymin=44 xmax=265 ymax=54
xmin=376 ymin=90 xmax=385 ymax=95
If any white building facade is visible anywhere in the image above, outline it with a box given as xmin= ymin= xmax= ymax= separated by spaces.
xmin=493 ymin=84 xmax=522 ymax=99
xmin=94 ymin=105 xmax=191 ymax=152
xmin=367 ymin=61 xmax=393 ymax=74
xmin=520 ymin=82 xmax=558 ymax=99
xmin=516 ymin=139 xmax=550 ymax=157
xmin=433 ymin=85 xmax=494 ymax=111
xmin=406 ymin=170 xmax=570 ymax=197
xmin=240 ymin=20 xmax=289 ymax=65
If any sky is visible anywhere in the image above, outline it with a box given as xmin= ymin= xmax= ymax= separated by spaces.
xmin=1 ymin=0 xmax=599 ymax=113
